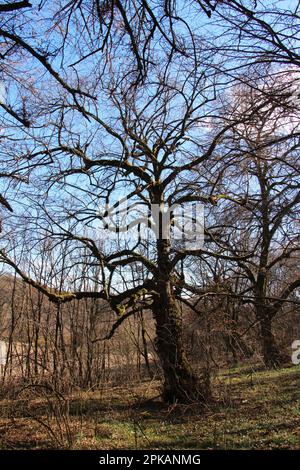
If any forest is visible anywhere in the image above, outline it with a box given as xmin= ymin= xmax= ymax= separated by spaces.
xmin=0 ymin=0 xmax=299 ymax=455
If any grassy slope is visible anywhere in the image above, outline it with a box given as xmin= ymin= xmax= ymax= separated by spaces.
xmin=0 ymin=365 xmax=299 ymax=449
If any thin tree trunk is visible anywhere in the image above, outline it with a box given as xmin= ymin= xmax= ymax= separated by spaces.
xmin=139 ymin=310 xmax=153 ymax=379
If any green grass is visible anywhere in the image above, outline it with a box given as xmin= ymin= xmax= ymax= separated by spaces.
xmin=0 ymin=365 xmax=299 ymax=449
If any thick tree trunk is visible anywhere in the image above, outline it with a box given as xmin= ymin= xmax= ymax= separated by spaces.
xmin=255 ymin=267 xmax=285 ymax=368
xmin=260 ymin=315 xmax=283 ymax=368
xmin=152 ymin=290 xmax=209 ymax=403
xmin=149 ymin=187 xmax=210 ymax=403
xmin=153 ymin=238 xmax=210 ymax=403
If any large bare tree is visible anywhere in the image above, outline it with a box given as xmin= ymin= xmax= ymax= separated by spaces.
xmin=0 ymin=0 xmax=299 ymax=401
xmin=1 ymin=49 xmax=263 ymax=402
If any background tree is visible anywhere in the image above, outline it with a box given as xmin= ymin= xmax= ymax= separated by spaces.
xmin=203 ymin=82 xmax=300 ymax=367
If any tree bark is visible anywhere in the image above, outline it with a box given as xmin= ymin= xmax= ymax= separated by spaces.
xmin=153 ymin=239 xmax=210 ymax=403
xmin=260 ymin=315 xmax=284 ymax=368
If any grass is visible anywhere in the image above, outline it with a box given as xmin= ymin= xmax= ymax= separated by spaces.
xmin=0 ymin=365 xmax=299 ymax=449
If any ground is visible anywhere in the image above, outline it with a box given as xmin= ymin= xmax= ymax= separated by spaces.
xmin=0 ymin=365 xmax=299 ymax=450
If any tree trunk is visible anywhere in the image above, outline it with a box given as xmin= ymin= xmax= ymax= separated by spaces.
xmin=152 ymin=290 xmax=209 ymax=403
xmin=148 ymin=187 xmax=210 ymax=404
xmin=153 ymin=239 xmax=210 ymax=403
xmin=260 ymin=315 xmax=283 ymax=368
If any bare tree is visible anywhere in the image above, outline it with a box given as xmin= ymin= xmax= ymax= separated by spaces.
xmin=203 ymin=83 xmax=300 ymax=367
xmin=0 ymin=48 xmax=264 ymax=402
xmin=0 ymin=0 xmax=299 ymax=401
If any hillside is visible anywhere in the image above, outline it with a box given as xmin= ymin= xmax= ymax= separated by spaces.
xmin=0 ymin=365 xmax=299 ymax=450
